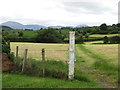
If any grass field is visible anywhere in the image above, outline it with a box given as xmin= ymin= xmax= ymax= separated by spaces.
xmin=84 ymin=44 xmax=118 ymax=65
xmin=10 ymin=42 xmax=69 ymax=61
xmin=7 ymin=42 xmax=118 ymax=88
xmin=90 ymin=34 xmax=118 ymax=38
xmin=76 ymin=44 xmax=118 ymax=88
xmin=3 ymin=30 xmax=37 ymax=38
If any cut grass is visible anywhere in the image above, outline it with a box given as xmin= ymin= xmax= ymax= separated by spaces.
xmin=10 ymin=42 xmax=69 ymax=61
xmin=85 ymin=41 xmax=103 ymax=44
xmin=84 ymin=44 xmax=118 ymax=65
xmin=90 ymin=34 xmax=118 ymax=38
xmin=78 ymin=44 xmax=118 ymax=72
xmin=2 ymin=73 xmax=101 ymax=88
xmin=76 ymin=44 xmax=118 ymax=88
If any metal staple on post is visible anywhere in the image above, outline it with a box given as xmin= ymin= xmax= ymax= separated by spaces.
xmin=22 ymin=49 xmax=28 ymax=72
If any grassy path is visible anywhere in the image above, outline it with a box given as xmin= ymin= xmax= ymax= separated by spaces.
xmin=76 ymin=44 xmax=118 ymax=88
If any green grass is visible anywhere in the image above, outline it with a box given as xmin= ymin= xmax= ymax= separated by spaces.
xmin=21 ymin=30 xmax=37 ymax=37
xmin=2 ymin=73 xmax=101 ymax=88
xmin=90 ymin=34 xmax=118 ymax=38
xmin=3 ymin=30 xmax=37 ymax=38
xmin=83 ymin=44 xmax=118 ymax=65
xmin=85 ymin=41 xmax=103 ymax=44
xmin=78 ymin=44 xmax=117 ymax=72
xmin=13 ymin=57 xmax=91 ymax=82
xmin=76 ymin=44 xmax=118 ymax=87
xmin=2 ymin=55 xmax=102 ymax=88
xmin=7 ymin=42 xmax=118 ymax=88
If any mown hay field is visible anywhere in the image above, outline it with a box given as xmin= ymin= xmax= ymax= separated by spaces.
xmin=84 ymin=44 xmax=118 ymax=66
xmin=10 ymin=42 xmax=69 ymax=62
xmin=10 ymin=42 xmax=118 ymax=64
xmin=9 ymin=42 xmax=118 ymax=88
xmin=89 ymin=34 xmax=118 ymax=38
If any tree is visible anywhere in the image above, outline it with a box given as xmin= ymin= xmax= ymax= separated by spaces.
xmin=76 ymin=34 xmax=84 ymax=44
xmin=36 ymin=28 xmax=63 ymax=43
xmin=117 ymin=23 xmax=120 ymax=27
xmin=103 ymin=36 xmax=109 ymax=44
xmin=112 ymin=24 xmax=116 ymax=27
xmin=109 ymin=36 xmax=120 ymax=44
xmin=18 ymin=32 xmax=23 ymax=37
xmin=100 ymin=23 xmax=108 ymax=31
xmin=2 ymin=38 xmax=10 ymax=54
xmin=85 ymin=33 xmax=89 ymax=38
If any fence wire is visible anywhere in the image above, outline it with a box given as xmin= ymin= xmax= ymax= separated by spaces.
xmin=13 ymin=49 xmax=69 ymax=62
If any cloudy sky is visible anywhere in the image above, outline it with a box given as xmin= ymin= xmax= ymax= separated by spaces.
xmin=0 ymin=0 xmax=119 ymax=26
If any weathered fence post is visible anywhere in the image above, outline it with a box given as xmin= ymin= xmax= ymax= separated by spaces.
xmin=22 ymin=49 xmax=28 ymax=72
xmin=68 ymin=32 xmax=75 ymax=80
xmin=42 ymin=48 xmax=45 ymax=61
xmin=7 ymin=40 xmax=10 ymax=53
xmin=16 ymin=46 xmax=19 ymax=57
xmin=7 ymin=40 xmax=10 ymax=46
xmin=42 ymin=48 xmax=45 ymax=77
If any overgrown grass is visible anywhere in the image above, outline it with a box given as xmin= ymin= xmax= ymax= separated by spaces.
xmin=12 ymin=56 xmax=91 ymax=82
xmin=2 ymin=73 xmax=101 ymax=88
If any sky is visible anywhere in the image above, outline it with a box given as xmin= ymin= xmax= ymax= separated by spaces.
xmin=0 ymin=0 xmax=119 ymax=26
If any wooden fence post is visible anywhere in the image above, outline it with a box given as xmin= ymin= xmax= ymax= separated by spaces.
xmin=42 ymin=48 xmax=45 ymax=61
xmin=22 ymin=49 xmax=28 ymax=72
xmin=42 ymin=48 xmax=45 ymax=77
xmin=16 ymin=46 xmax=19 ymax=57
xmin=7 ymin=40 xmax=10 ymax=53
xmin=68 ymin=32 xmax=75 ymax=80
xmin=7 ymin=40 xmax=10 ymax=46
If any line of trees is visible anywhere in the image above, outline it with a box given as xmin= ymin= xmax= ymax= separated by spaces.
xmin=103 ymin=36 xmax=120 ymax=44
xmin=36 ymin=28 xmax=63 ymax=43
xmin=2 ymin=23 xmax=120 ymax=44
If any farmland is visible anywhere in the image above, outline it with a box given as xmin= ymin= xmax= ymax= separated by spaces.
xmin=4 ymin=42 xmax=118 ymax=88
xmin=76 ymin=44 xmax=118 ymax=88
xmin=10 ymin=42 xmax=69 ymax=61
xmin=89 ymin=34 xmax=118 ymax=38
xmin=1 ymin=1 xmax=120 ymax=88
xmin=10 ymin=42 xmax=118 ymax=64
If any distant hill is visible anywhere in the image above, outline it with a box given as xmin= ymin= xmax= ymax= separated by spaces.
xmin=48 ymin=26 xmax=63 ymax=29
xmin=2 ymin=21 xmax=47 ymax=30
xmin=1 ymin=21 xmax=89 ymax=30
xmin=76 ymin=24 xmax=89 ymax=28
xmin=25 ymin=25 xmax=46 ymax=30
xmin=2 ymin=21 xmax=24 ymax=29
xmin=0 ymin=25 xmax=13 ymax=30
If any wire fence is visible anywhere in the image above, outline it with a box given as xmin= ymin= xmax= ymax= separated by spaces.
xmin=12 ymin=46 xmax=69 ymax=62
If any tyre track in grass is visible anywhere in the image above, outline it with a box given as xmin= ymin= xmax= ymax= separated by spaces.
xmin=76 ymin=44 xmax=118 ymax=88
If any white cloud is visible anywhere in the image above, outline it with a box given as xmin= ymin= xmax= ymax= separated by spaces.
xmin=0 ymin=0 xmax=119 ymax=26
